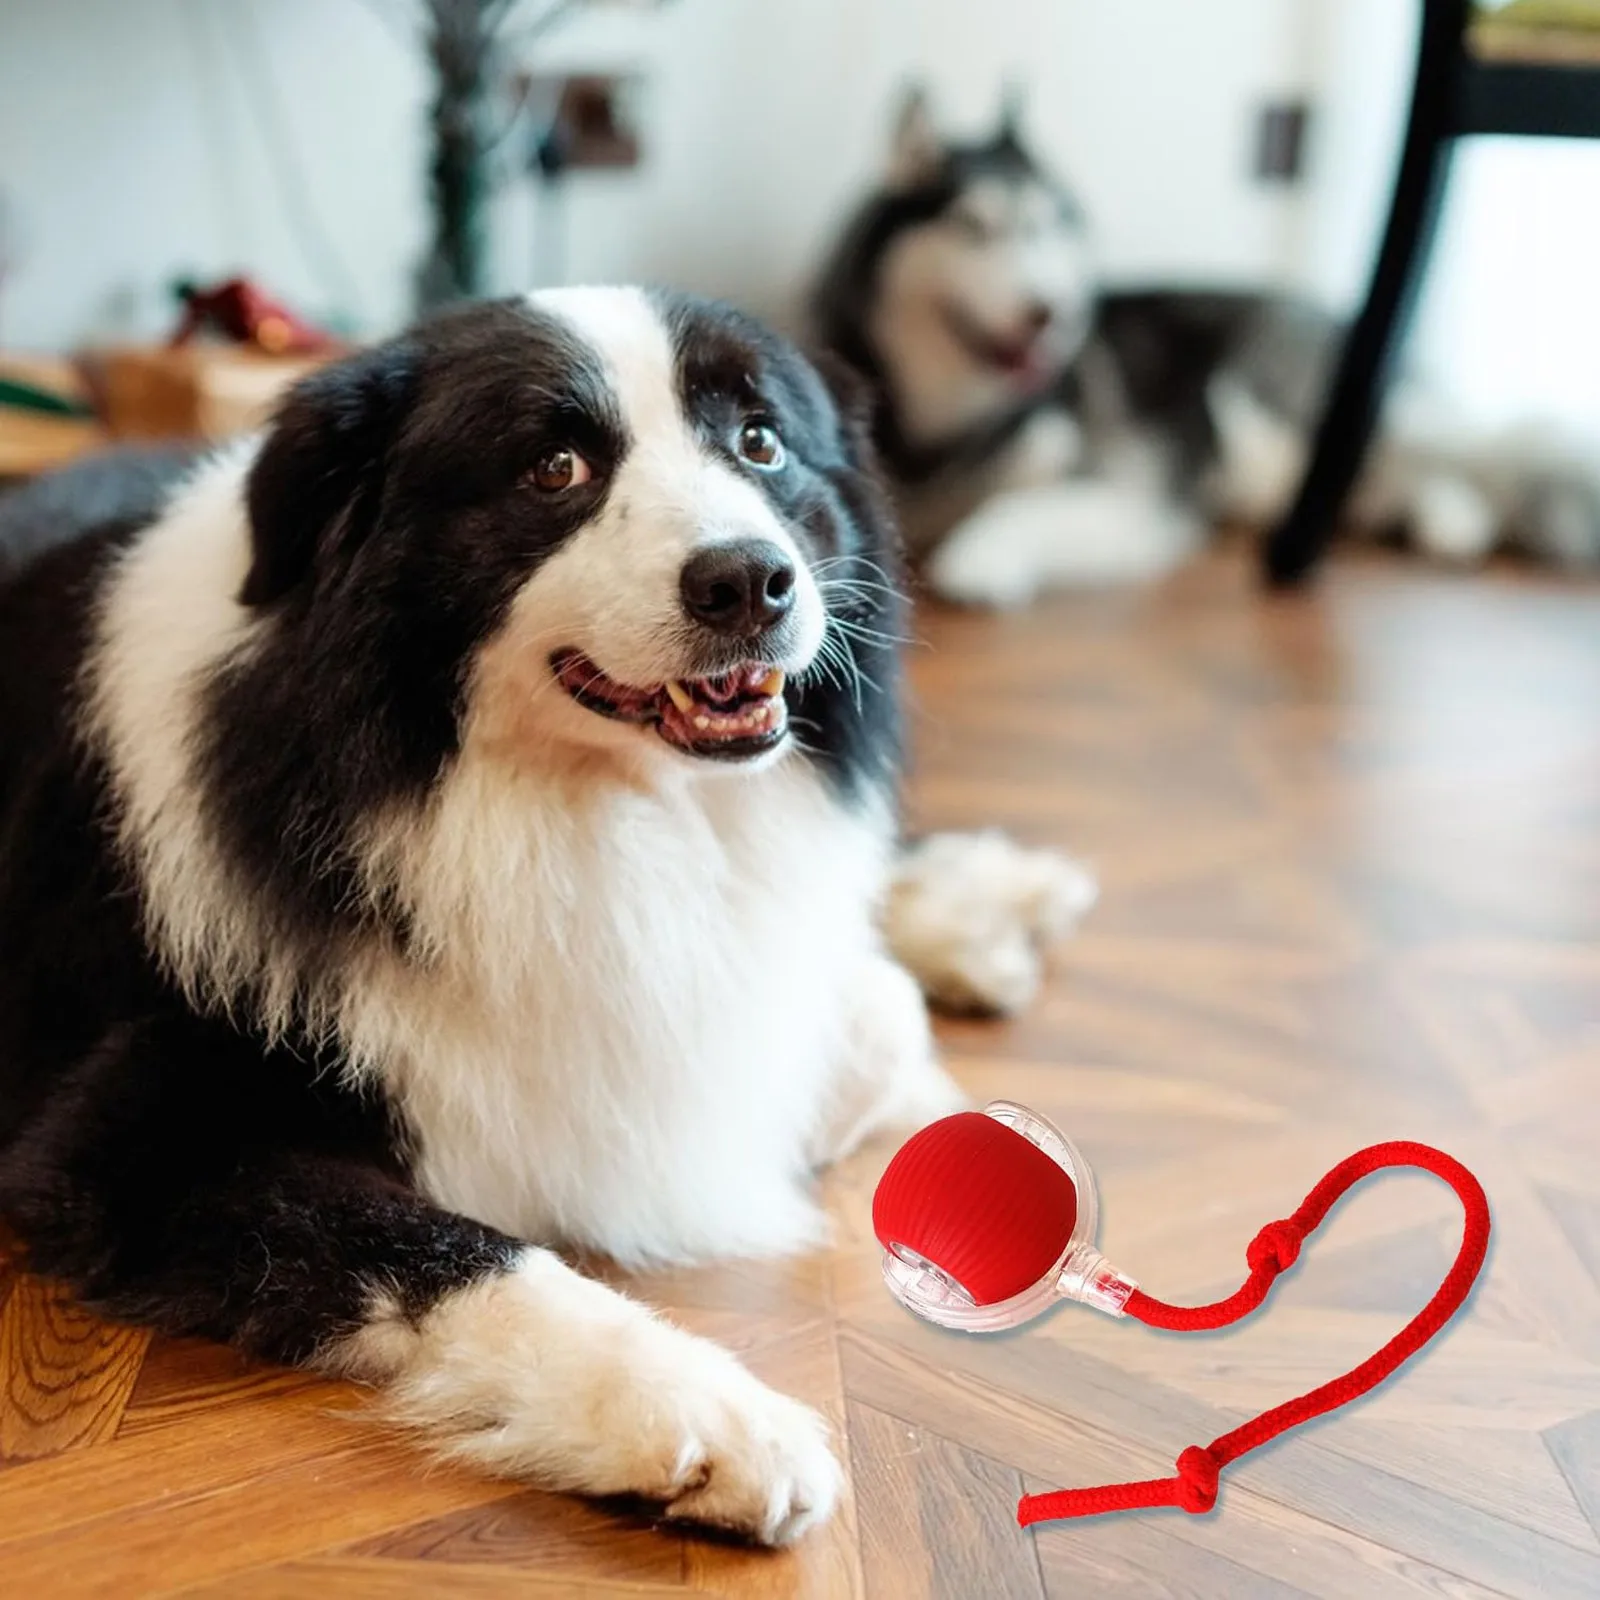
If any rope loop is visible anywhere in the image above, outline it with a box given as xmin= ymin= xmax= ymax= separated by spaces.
xmin=1017 ymin=1143 xmax=1490 ymax=1530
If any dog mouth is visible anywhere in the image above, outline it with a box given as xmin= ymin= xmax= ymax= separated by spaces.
xmin=940 ymin=303 xmax=1062 ymax=388
xmin=551 ymin=651 xmax=789 ymax=761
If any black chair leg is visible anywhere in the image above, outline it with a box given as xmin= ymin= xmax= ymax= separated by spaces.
xmin=1264 ymin=0 xmax=1471 ymax=587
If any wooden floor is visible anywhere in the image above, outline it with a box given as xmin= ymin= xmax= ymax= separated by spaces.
xmin=4 ymin=547 xmax=1600 ymax=1598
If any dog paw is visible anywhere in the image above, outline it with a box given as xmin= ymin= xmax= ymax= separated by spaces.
xmin=926 ymin=480 xmax=1196 ymax=603
xmin=654 ymin=1361 xmax=842 ymax=1544
xmin=885 ymin=830 xmax=1096 ymax=1015
xmin=925 ymin=526 xmax=1042 ymax=608
xmin=566 ymin=1310 xmax=840 ymax=1544
xmin=1410 ymin=473 xmax=1497 ymax=565
xmin=544 ymin=1309 xmax=841 ymax=1544
xmin=371 ymin=1253 xmax=842 ymax=1546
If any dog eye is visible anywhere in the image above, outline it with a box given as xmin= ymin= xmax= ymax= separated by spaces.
xmin=737 ymin=420 xmax=785 ymax=471
xmin=526 ymin=447 xmax=594 ymax=494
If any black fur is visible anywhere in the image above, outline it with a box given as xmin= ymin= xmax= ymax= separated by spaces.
xmin=0 ymin=526 xmax=522 ymax=1359
xmin=206 ymin=301 xmax=630 ymax=971
xmin=0 ymin=445 xmax=198 ymax=577
xmin=656 ymin=290 xmax=904 ymax=792
xmin=0 ymin=294 xmax=900 ymax=1369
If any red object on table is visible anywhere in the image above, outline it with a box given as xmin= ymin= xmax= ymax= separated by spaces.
xmin=169 ymin=277 xmax=340 ymax=357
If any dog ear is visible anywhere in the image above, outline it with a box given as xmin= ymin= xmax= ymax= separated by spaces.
xmin=241 ymin=340 xmax=417 ymax=607
xmin=809 ymin=349 xmax=880 ymax=470
xmin=995 ymin=80 xmax=1027 ymax=152
xmin=886 ymin=84 xmax=943 ymax=190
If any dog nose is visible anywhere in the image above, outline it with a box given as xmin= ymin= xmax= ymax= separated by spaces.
xmin=1022 ymin=301 xmax=1055 ymax=335
xmin=680 ymin=540 xmax=796 ymax=636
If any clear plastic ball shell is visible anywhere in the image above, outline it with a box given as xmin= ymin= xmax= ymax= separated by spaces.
xmin=880 ymin=1100 xmax=1135 ymax=1332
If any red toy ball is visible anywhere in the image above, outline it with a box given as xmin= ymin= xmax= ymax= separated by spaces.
xmin=873 ymin=1110 xmax=1077 ymax=1304
xmin=871 ymin=1101 xmax=1134 ymax=1330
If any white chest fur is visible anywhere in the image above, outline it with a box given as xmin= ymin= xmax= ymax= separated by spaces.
xmin=350 ymin=752 xmax=890 ymax=1265
xmin=87 ymin=452 xmax=893 ymax=1268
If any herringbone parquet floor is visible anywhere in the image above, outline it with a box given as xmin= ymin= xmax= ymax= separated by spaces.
xmin=3 ymin=547 xmax=1598 ymax=1598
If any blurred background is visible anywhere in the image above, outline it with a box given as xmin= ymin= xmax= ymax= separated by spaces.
xmin=1 ymin=0 xmax=1596 ymax=482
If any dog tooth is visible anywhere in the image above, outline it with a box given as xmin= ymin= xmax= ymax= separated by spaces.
xmin=694 ymin=715 xmax=711 ymax=730
xmin=665 ymin=680 xmax=694 ymax=713
xmin=758 ymin=668 xmax=785 ymax=697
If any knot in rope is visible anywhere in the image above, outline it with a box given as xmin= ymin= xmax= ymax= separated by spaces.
xmin=1174 ymin=1446 xmax=1220 ymax=1513
xmin=1246 ymin=1218 xmax=1304 ymax=1277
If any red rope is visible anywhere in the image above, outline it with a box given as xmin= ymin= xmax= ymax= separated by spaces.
xmin=1017 ymin=1141 xmax=1491 ymax=1528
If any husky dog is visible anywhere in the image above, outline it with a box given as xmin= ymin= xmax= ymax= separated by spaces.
xmin=811 ymin=90 xmax=1600 ymax=605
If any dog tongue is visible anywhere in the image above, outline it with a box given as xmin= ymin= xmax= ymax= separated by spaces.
xmin=997 ymin=339 xmax=1049 ymax=385
xmin=658 ymin=666 xmax=787 ymax=748
xmin=700 ymin=672 xmax=747 ymax=708
xmin=663 ymin=665 xmax=784 ymax=713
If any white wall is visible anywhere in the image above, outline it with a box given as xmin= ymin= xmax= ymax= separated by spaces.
xmin=1294 ymin=0 xmax=1418 ymax=312
xmin=1 ymin=0 xmax=1310 ymax=350
xmin=0 ymin=0 xmax=428 ymax=347
xmin=1019 ymin=0 xmax=1311 ymax=290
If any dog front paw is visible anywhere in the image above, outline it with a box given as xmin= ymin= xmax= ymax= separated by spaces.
xmin=925 ymin=523 xmax=1043 ymax=608
xmin=652 ymin=1350 xmax=842 ymax=1544
xmin=572 ymin=1312 xmax=841 ymax=1545
xmin=885 ymin=829 xmax=1096 ymax=1015
xmin=367 ymin=1252 xmax=842 ymax=1546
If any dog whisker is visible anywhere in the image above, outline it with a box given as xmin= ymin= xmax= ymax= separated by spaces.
xmin=825 ymin=615 xmax=914 ymax=649
xmin=815 ymin=626 xmax=871 ymax=713
xmin=813 ymin=568 xmax=908 ymax=600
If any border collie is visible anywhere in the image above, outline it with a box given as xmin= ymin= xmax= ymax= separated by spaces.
xmin=811 ymin=89 xmax=1600 ymax=605
xmin=0 ymin=288 xmax=1094 ymax=1544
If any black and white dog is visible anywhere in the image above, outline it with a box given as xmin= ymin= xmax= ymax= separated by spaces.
xmin=0 ymin=289 xmax=1091 ymax=1543
xmin=812 ymin=90 xmax=1600 ymax=604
